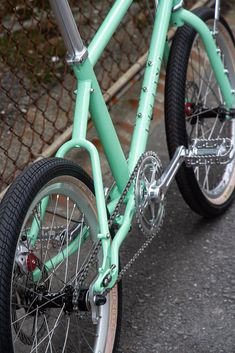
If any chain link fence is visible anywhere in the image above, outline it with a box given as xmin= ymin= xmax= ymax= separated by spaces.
xmin=0 ymin=0 xmax=197 ymax=193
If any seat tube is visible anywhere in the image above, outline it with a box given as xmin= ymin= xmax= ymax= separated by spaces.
xmin=49 ymin=0 xmax=88 ymax=64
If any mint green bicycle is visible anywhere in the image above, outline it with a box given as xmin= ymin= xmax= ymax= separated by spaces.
xmin=0 ymin=0 xmax=234 ymax=352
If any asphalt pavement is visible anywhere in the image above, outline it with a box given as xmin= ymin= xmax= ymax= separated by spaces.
xmin=118 ymin=119 xmax=235 ymax=353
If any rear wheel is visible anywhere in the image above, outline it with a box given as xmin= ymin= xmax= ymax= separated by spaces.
xmin=165 ymin=8 xmax=235 ymax=217
xmin=0 ymin=158 xmax=121 ymax=353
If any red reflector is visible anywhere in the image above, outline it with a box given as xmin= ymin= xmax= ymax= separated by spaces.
xmin=26 ymin=253 xmax=37 ymax=272
xmin=185 ymin=102 xmax=193 ymax=116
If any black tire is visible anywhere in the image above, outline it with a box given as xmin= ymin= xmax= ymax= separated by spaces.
xmin=0 ymin=157 xmax=121 ymax=353
xmin=165 ymin=7 xmax=235 ymax=217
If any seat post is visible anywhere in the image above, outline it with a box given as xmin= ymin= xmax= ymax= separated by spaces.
xmin=214 ymin=0 xmax=221 ymax=34
xmin=49 ymin=0 xmax=88 ymax=64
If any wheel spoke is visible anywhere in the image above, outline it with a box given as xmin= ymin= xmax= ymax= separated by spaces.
xmin=30 ymin=305 xmax=65 ymax=353
xmin=202 ymin=165 xmax=211 ymax=191
xmin=44 ymin=315 xmax=54 ymax=353
xmin=61 ymin=316 xmax=70 ymax=353
xmin=31 ymin=306 xmax=39 ymax=353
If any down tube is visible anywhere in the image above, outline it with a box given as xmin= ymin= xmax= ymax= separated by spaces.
xmin=111 ymin=0 xmax=174 ymax=276
xmin=128 ymin=0 xmax=174 ymax=170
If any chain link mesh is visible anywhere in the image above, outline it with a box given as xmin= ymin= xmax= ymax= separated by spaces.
xmin=0 ymin=0 xmax=195 ymax=193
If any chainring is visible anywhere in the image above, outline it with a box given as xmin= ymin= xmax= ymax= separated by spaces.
xmin=135 ymin=151 xmax=165 ymax=236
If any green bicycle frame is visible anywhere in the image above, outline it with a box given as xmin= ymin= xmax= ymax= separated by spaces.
xmin=39 ymin=0 xmax=234 ymax=294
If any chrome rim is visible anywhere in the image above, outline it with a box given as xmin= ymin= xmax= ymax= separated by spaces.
xmin=11 ymin=176 xmax=117 ymax=353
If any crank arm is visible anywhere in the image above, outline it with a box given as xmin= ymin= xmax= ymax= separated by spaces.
xmin=148 ymin=146 xmax=186 ymax=201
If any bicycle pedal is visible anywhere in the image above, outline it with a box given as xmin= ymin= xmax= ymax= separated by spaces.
xmin=186 ymin=138 xmax=233 ymax=166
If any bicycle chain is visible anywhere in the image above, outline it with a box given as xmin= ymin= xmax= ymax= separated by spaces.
xmin=76 ymin=151 xmax=164 ymax=296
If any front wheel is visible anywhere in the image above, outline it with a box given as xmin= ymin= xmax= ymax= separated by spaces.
xmin=0 ymin=158 xmax=121 ymax=353
xmin=165 ymin=8 xmax=235 ymax=217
